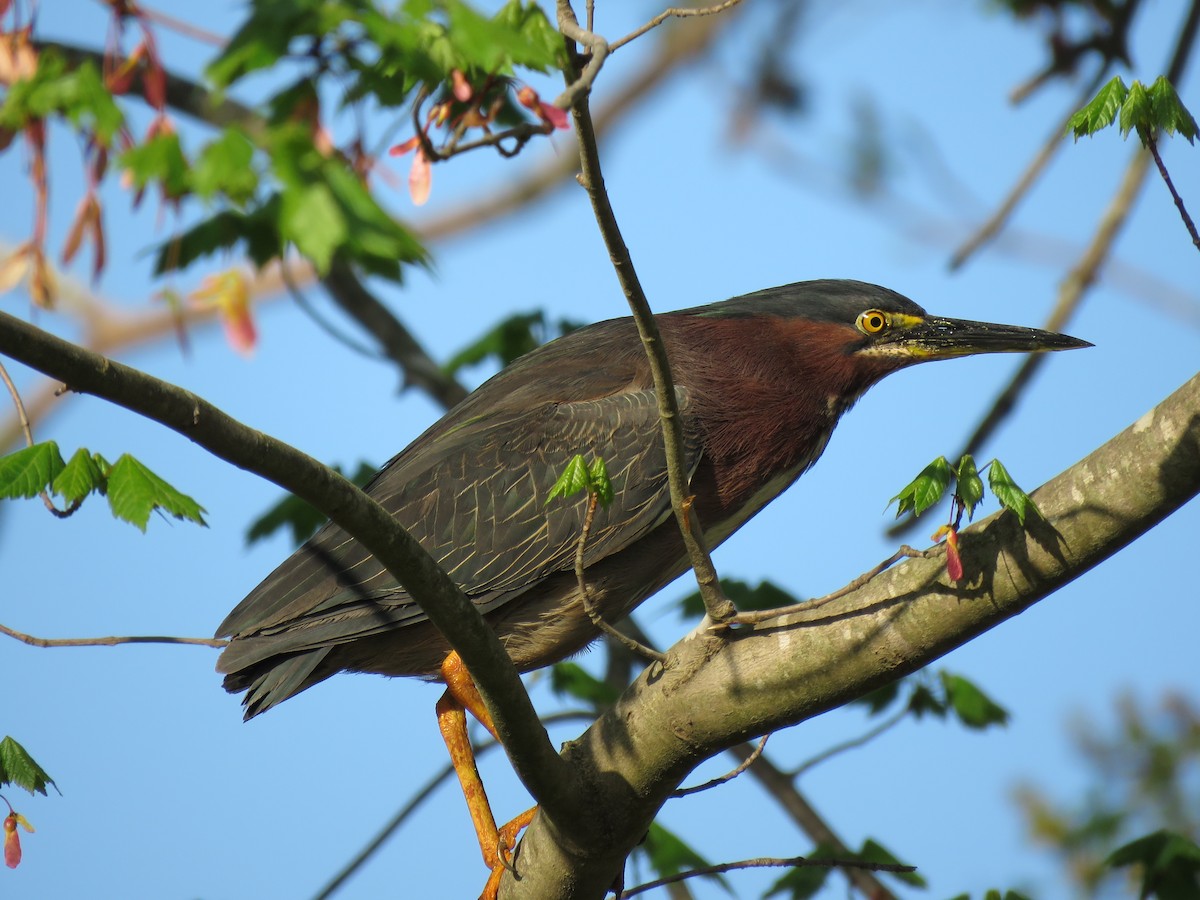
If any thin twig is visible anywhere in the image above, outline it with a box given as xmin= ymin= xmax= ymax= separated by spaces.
xmin=311 ymin=709 xmax=593 ymax=900
xmin=0 ymin=622 xmax=227 ymax=648
xmin=787 ymin=707 xmax=910 ymax=779
xmin=0 ymin=358 xmax=80 ymax=517
xmin=950 ymin=66 xmax=1109 ymax=271
xmin=554 ymin=4 xmax=610 ymax=111
xmin=731 ymin=743 xmax=900 ymax=900
xmin=133 ymin=3 xmax=227 ymax=46
xmin=618 ymin=852 xmax=915 ymax=898
xmin=559 ymin=1 xmax=733 ymax=625
xmin=281 ymin=264 xmax=381 ymax=360
xmin=610 ymin=0 xmax=746 ymax=52
xmin=576 ymin=493 xmax=666 ymax=663
xmin=720 ymin=546 xmax=930 ymax=628
xmin=1146 ymin=132 xmax=1200 ymax=252
xmin=673 ymin=733 xmax=769 ymax=797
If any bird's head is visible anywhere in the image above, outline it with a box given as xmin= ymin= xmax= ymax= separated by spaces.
xmin=694 ymin=280 xmax=1091 ymax=386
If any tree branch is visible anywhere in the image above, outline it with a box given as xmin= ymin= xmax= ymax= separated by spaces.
xmin=0 ymin=311 xmax=578 ymax=823
xmin=559 ymin=0 xmax=733 ymax=625
xmin=502 ymin=372 xmax=1200 ymax=897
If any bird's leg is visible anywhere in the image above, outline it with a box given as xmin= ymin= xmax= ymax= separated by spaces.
xmin=437 ymin=651 xmax=536 ymax=899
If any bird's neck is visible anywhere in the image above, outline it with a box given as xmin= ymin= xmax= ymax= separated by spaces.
xmin=669 ymin=316 xmax=884 ymax=512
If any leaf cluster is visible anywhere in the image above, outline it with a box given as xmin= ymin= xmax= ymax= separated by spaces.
xmin=0 ymin=441 xmax=206 ymax=531
xmin=765 ymin=838 xmax=924 ymax=899
xmin=0 ymin=50 xmax=123 ymax=142
xmin=1068 ymin=75 xmax=1198 ymax=145
xmin=0 ymin=737 xmax=57 ymax=797
xmin=853 ymin=669 xmax=1010 ymax=731
xmin=890 ymin=454 xmax=1039 ymax=526
xmin=545 ymin=454 xmax=614 ymax=508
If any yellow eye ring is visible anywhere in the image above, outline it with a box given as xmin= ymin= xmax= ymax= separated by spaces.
xmin=857 ymin=309 xmax=888 ymax=334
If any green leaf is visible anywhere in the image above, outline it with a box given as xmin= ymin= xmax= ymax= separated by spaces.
xmin=0 ymin=736 xmax=58 ymax=796
xmin=207 ymin=0 xmax=327 ymax=88
xmin=940 ymin=672 xmax=1009 ymax=730
xmin=246 ymin=462 xmax=375 ymax=547
xmin=1106 ymin=830 xmax=1200 ymax=900
xmin=588 ymin=456 xmax=614 ymax=508
xmin=0 ymin=52 xmax=123 ymax=141
xmin=987 ymin=459 xmax=1040 ymax=526
xmin=851 ymin=680 xmax=902 ymax=715
xmin=120 ymin=131 xmax=190 ymax=198
xmin=1148 ymin=76 xmax=1199 ymax=143
xmin=279 ymin=182 xmax=348 ymax=274
xmin=764 ymin=864 xmax=831 ymax=900
xmin=153 ymin=199 xmax=283 ymax=275
xmin=678 ymin=578 xmax=800 ymax=619
xmin=907 ymin=682 xmax=949 ymax=719
xmin=190 ymin=129 xmax=259 ymax=203
xmin=1120 ymin=80 xmax=1153 ymax=143
xmin=105 ymin=455 xmax=207 ymax=531
xmin=955 ymin=454 xmax=984 ymax=519
xmin=545 ymin=454 xmax=590 ymax=505
xmin=51 ymin=447 xmax=106 ymax=503
xmin=890 ymin=456 xmax=952 ymax=518
xmin=857 ymin=838 xmax=925 ymax=887
xmin=442 ymin=312 xmax=547 ymax=376
xmin=640 ymin=821 xmax=730 ymax=890
xmin=549 ymin=662 xmax=620 ymax=707
xmin=0 ymin=442 xmax=65 ymax=499
xmin=1068 ymin=75 xmax=1128 ymax=140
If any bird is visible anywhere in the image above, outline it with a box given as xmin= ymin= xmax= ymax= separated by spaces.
xmin=215 ymin=279 xmax=1089 ymax=896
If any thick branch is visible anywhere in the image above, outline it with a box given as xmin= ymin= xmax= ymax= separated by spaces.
xmin=502 ymin=372 xmax=1200 ymax=897
xmin=0 ymin=311 xmax=577 ymax=822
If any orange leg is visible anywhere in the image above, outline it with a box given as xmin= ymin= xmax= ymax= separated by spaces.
xmin=437 ymin=651 xmax=537 ymax=900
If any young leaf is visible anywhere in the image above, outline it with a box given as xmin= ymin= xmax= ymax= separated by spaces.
xmin=890 ymin=456 xmax=952 ymax=518
xmin=955 ymin=454 xmax=984 ymax=519
xmin=246 ymin=462 xmax=375 ymax=547
xmin=0 ymin=737 xmax=57 ymax=796
xmin=1105 ymin=830 xmax=1200 ymax=899
xmin=640 ymin=821 xmax=730 ymax=890
xmin=549 ymin=662 xmax=620 ymax=707
xmin=545 ymin=454 xmax=590 ymax=505
xmin=190 ymin=129 xmax=259 ymax=203
xmin=1119 ymin=80 xmax=1153 ymax=142
xmin=764 ymin=863 xmax=831 ymax=900
xmin=587 ymin=456 xmax=614 ymax=508
xmin=1068 ymin=76 xmax=1128 ymax=140
xmin=105 ymin=455 xmax=207 ymax=531
xmin=940 ymin=672 xmax=1009 ymax=730
xmin=856 ymin=838 xmax=925 ymax=887
xmin=987 ymin=459 xmax=1041 ymax=526
xmin=0 ymin=442 xmax=65 ymax=499
xmin=1148 ymin=76 xmax=1199 ymax=143
xmin=678 ymin=578 xmax=800 ymax=619
xmin=51 ymin=447 xmax=105 ymax=503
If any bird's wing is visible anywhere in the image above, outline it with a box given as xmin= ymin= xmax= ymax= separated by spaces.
xmin=216 ymin=387 xmax=700 ymax=659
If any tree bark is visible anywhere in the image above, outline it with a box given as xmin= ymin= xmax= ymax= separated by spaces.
xmin=502 ymin=371 xmax=1200 ymax=899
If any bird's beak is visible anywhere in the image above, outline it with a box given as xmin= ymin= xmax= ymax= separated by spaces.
xmin=888 ymin=316 xmax=1093 ymax=360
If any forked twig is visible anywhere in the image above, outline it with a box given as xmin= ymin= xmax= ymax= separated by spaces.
xmin=673 ymin=733 xmax=769 ymax=797
xmin=718 ymin=546 xmax=931 ymax=628
xmin=610 ymin=0 xmax=746 ymax=52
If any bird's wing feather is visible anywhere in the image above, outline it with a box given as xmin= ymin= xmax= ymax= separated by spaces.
xmin=216 ymin=386 xmax=699 ymax=661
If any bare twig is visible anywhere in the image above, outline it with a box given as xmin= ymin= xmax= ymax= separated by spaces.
xmin=0 ymin=358 xmax=81 ymax=518
xmin=576 ymin=492 xmax=666 ymax=663
xmin=554 ymin=5 xmax=610 ymax=111
xmin=610 ymin=0 xmax=746 ymax=52
xmin=618 ymin=852 xmax=915 ymax=898
xmin=950 ymin=67 xmax=1109 ymax=271
xmin=673 ymin=733 xmax=769 ymax=797
xmin=787 ymin=707 xmax=910 ymax=779
xmin=0 ymin=622 xmax=227 ymax=648
xmin=132 ymin=3 xmax=227 ymax=46
xmin=720 ymin=546 xmax=930 ymax=628
xmin=1146 ymin=132 xmax=1200 ymax=252
xmin=560 ymin=1 xmax=733 ymax=625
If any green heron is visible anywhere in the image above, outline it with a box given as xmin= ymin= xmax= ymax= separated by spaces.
xmin=216 ymin=279 xmax=1088 ymax=896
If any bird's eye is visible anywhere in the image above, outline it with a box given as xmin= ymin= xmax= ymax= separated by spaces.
xmin=857 ymin=310 xmax=888 ymax=335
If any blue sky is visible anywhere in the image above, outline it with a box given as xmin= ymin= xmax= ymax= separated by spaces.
xmin=3 ymin=2 xmax=1199 ymax=898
